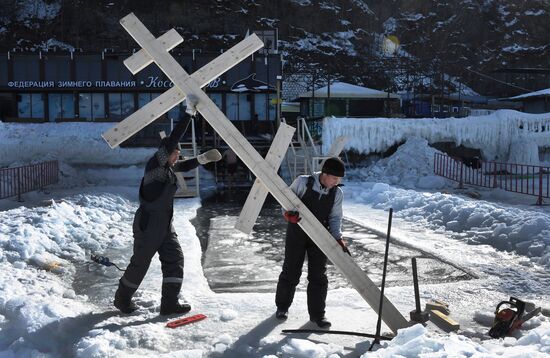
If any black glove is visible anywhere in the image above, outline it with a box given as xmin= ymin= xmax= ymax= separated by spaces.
xmin=336 ymin=239 xmax=351 ymax=256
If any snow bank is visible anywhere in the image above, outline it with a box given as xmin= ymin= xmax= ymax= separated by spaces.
xmin=365 ymin=324 xmax=550 ymax=357
xmin=323 ymin=110 xmax=550 ymax=162
xmin=0 ymin=122 xmax=153 ymax=167
xmin=346 ymin=137 xmax=449 ymax=189
xmin=345 ymin=181 xmax=550 ymax=269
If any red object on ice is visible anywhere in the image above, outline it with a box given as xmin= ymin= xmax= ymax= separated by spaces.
xmin=166 ymin=314 xmax=207 ymax=328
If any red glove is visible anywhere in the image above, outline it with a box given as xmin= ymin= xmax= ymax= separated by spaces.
xmin=283 ymin=210 xmax=301 ymax=224
xmin=336 ymin=239 xmax=351 ymax=256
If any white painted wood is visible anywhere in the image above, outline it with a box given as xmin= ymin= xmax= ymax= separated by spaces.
xmin=124 ymin=29 xmax=183 ymax=74
xmin=327 ymin=135 xmax=348 ymax=156
xmin=235 ymin=123 xmax=295 ymax=234
xmin=101 ymin=15 xmax=263 ymax=148
xmin=102 ymin=86 xmax=184 ymax=148
xmin=112 ymin=13 xmax=409 ymax=332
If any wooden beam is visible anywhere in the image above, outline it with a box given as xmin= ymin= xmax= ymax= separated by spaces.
xmin=114 ymin=13 xmax=409 ymax=332
xmin=429 ymin=310 xmax=460 ymax=332
xmin=101 ymin=17 xmax=263 ymax=148
xmin=235 ymin=123 xmax=295 ymax=234
xmin=124 ymin=29 xmax=183 ymax=74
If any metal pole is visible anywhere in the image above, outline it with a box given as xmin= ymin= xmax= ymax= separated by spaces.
xmin=412 ymin=257 xmax=421 ymax=313
xmin=276 ymin=75 xmax=282 ymax=129
xmin=537 ymin=166 xmax=543 ymax=205
xmin=369 ymin=208 xmax=393 ymax=351
xmin=17 ymin=166 xmax=22 ymax=202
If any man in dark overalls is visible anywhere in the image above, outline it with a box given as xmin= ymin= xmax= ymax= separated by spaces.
xmin=114 ymin=95 xmax=222 ymax=315
xmin=275 ymin=157 xmax=347 ymax=328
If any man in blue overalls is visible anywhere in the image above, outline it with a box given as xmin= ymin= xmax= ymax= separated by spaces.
xmin=275 ymin=157 xmax=347 ymax=328
xmin=114 ymin=95 xmax=222 ymax=315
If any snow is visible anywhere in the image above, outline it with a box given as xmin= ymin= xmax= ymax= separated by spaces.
xmin=1 ymin=116 xmax=550 ymax=356
xmin=322 ymin=110 xmax=550 ymax=161
xmin=290 ymin=32 xmax=358 ymax=56
xmin=299 ymin=82 xmax=400 ymax=99
xmin=508 ymin=88 xmax=550 ymax=100
xmin=16 ymin=0 xmax=61 ymax=26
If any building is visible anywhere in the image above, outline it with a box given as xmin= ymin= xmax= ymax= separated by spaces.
xmin=504 ymin=88 xmax=550 ymax=114
xmin=296 ymin=82 xmax=401 ymax=118
xmin=0 ymin=49 xmax=282 ymax=146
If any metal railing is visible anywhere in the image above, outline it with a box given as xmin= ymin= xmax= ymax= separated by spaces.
xmin=434 ymin=153 xmax=549 ymax=205
xmin=0 ymin=161 xmax=59 ymax=201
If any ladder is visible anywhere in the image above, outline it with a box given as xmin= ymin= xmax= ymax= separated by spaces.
xmin=282 ymin=117 xmax=348 ymax=181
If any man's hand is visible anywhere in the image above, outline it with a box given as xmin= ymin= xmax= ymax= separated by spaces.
xmin=336 ymin=238 xmax=351 ymax=256
xmin=283 ymin=210 xmax=301 ymax=224
xmin=197 ymin=149 xmax=222 ymax=165
xmin=185 ymin=94 xmax=199 ymax=116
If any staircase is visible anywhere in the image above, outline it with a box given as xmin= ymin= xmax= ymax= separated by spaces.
xmin=282 ymin=117 xmax=348 ymax=183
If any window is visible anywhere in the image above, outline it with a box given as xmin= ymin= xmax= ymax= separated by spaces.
xmin=226 ymin=93 xmax=251 ymax=120
xmin=79 ymin=93 xmax=105 ymax=121
xmin=138 ymin=92 xmax=159 ymax=108
xmin=268 ymin=93 xmax=276 ymax=121
xmin=17 ymin=93 xmax=44 ymax=119
xmin=48 ymin=93 xmax=75 ymax=121
xmin=325 ymin=99 xmax=346 ymax=116
xmin=208 ymin=93 xmax=222 ymax=110
xmin=226 ymin=93 xmax=238 ymax=120
xmin=254 ymin=93 xmax=277 ymax=121
xmin=168 ymin=103 xmax=181 ymax=121
xmin=310 ymin=99 xmax=325 ymax=117
xmin=108 ymin=93 xmax=134 ymax=120
xmin=432 ymin=104 xmax=440 ymax=113
xmin=255 ymin=93 xmax=268 ymax=120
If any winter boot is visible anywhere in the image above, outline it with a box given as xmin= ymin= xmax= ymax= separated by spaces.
xmin=114 ymin=281 xmax=138 ymax=314
xmin=275 ymin=309 xmax=288 ymax=320
xmin=160 ymin=282 xmax=191 ymax=315
xmin=311 ymin=316 xmax=331 ymax=328
xmin=160 ymin=302 xmax=192 ymax=315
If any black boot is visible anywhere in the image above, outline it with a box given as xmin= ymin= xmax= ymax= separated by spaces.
xmin=114 ymin=281 xmax=138 ymax=314
xmin=275 ymin=309 xmax=288 ymax=320
xmin=160 ymin=282 xmax=191 ymax=315
xmin=311 ymin=316 xmax=331 ymax=328
xmin=160 ymin=302 xmax=192 ymax=315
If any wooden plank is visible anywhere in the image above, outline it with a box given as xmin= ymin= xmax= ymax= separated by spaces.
xmin=117 ymin=13 xmax=409 ymax=332
xmin=429 ymin=310 xmax=460 ymax=332
xmin=101 ymin=15 xmax=263 ymax=148
xmin=235 ymin=123 xmax=295 ymax=234
xmin=102 ymin=86 xmax=184 ymax=148
xmin=327 ymin=136 xmax=348 ymax=156
xmin=124 ymin=29 xmax=183 ymax=74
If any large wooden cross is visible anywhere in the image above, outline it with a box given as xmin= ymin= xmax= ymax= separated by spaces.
xmin=103 ymin=13 xmax=409 ymax=333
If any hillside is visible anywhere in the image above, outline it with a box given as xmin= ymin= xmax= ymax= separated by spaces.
xmin=0 ymin=0 xmax=548 ymax=97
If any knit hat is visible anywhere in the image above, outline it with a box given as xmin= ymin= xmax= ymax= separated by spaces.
xmin=321 ymin=157 xmax=345 ymax=177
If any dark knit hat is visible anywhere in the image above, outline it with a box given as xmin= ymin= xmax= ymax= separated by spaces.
xmin=321 ymin=157 xmax=345 ymax=177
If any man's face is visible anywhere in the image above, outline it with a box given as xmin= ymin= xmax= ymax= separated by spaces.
xmin=168 ymin=149 xmax=180 ymax=167
xmin=320 ymin=173 xmax=341 ymax=189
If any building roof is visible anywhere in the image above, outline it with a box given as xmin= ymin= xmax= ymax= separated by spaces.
xmin=505 ymin=88 xmax=550 ymax=101
xmin=298 ymin=81 xmax=400 ymax=99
